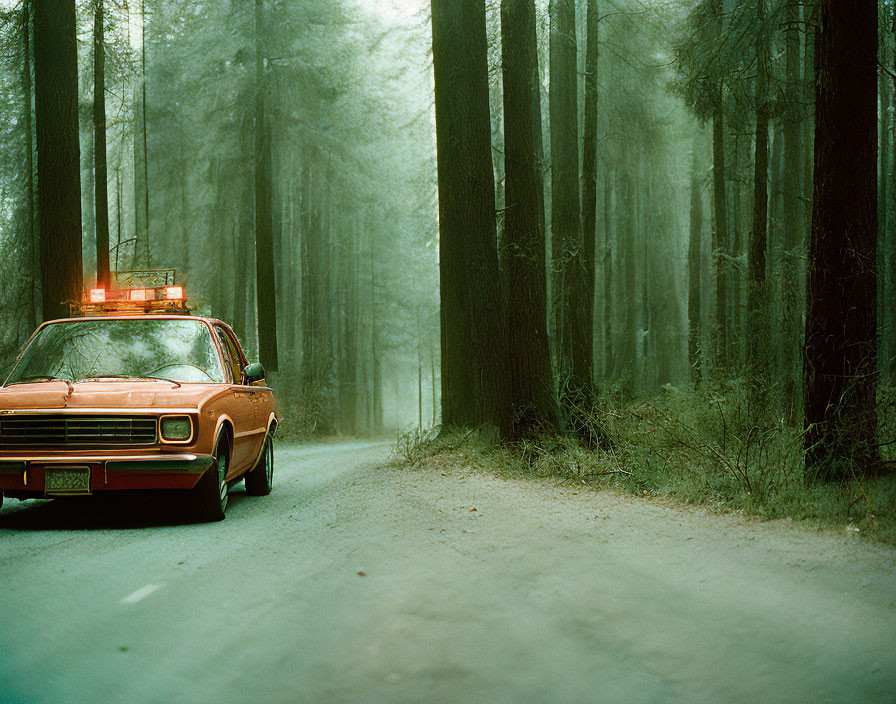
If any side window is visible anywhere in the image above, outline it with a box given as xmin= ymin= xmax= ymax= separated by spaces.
xmin=214 ymin=327 xmax=242 ymax=383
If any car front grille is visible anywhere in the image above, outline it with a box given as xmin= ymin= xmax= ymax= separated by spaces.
xmin=0 ymin=415 xmax=158 ymax=449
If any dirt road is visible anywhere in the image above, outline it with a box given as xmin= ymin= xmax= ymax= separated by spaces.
xmin=1 ymin=442 xmax=893 ymax=703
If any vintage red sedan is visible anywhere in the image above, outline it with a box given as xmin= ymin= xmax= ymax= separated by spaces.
xmin=0 ymin=298 xmax=280 ymax=522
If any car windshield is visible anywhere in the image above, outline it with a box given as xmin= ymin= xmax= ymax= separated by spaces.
xmin=5 ymin=318 xmax=225 ymax=385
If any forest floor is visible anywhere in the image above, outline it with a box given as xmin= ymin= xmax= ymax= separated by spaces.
xmin=392 ymin=385 xmax=896 ymax=546
xmin=1 ymin=440 xmax=894 ymax=703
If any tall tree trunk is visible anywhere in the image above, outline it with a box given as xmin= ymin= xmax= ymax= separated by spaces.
xmin=233 ymin=153 xmax=253 ymax=343
xmin=747 ymin=0 xmax=770 ymax=380
xmin=431 ymin=337 xmax=437 ymax=426
xmin=255 ymin=0 xmax=279 ymax=371
xmin=621 ymin=171 xmax=637 ymax=393
xmin=133 ymin=86 xmax=147 ymax=266
xmin=804 ymin=0 xmax=879 ymax=478
xmin=879 ymin=23 xmax=890 ymax=376
xmin=710 ymin=0 xmax=728 ymax=373
xmin=550 ymin=0 xmax=590 ymax=392
xmin=711 ymin=107 xmax=728 ymax=372
xmin=782 ymin=0 xmax=803 ymax=423
xmin=890 ymin=7 xmax=896 ymax=378
xmin=81 ymin=109 xmax=96 ymax=283
xmin=501 ymin=0 xmax=558 ymax=435
xmin=94 ymin=0 xmax=110 ymax=289
xmin=33 ymin=0 xmax=82 ymax=321
xmin=688 ymin=135 xmax=703 ymax=388
xmin=141 ymin=0 xmax=150 ymax=266
xmin=300 ymin=166 xmax=314 ymax=396
xmin=21 ymin=0 xmax=38 ymax=326
xmin=580 ymin=0 xmax=598 ymax=385
xmin=114 ymin=169 xmax=122 ymax=272
xmin=602 ymin=170 xmax=613 ymax=379
xmin=879 ymin=10 xmax=893 ymax=377
xmin=768 ymin=120 xmax=784 ymax=385
xmin=802 ymin=3 xmax=816 ymax=233
xmin=131 ymin=0 xmax=151 ymax=268
xmin=432 ymin=0 xmax=511 ymax=434
xmin=730 ymin=132 xmax=744 ymax=370
xmin=370 ymin=234 xmax=383 ymax=433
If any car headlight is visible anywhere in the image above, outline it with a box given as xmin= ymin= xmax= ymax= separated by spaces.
xmin=160 ymin=415 xmax=193 ymax=442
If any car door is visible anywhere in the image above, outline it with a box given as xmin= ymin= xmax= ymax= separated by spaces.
xmin=223 ymin=326 xmax=276 ymax=455
xmin=213 ymin=325 xmax=262 ymax=475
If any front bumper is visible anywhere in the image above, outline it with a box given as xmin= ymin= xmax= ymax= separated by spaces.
xmin=0 ymin=454 xmax=215 ymax=497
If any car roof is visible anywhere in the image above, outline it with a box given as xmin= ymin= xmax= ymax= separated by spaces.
xmin=43 ymin=315 xmax=227 ymax=326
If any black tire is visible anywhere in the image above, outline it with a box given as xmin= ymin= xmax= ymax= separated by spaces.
xmin=194 ymin=434 xmax=230 ymax=522
xmin=0 ymin=491 xmax=4 ymax=513
xmin=245 ymin=435 xmax=274 ymax=497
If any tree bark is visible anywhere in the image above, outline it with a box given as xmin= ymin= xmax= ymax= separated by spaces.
xmin=370 ymin=233 xmax=383 ymax=433
xmin=500 ymin=0 xmax=559 ymax=434
xmin=131 ymin=0 xmax=151 ymax=268
xmin=804 ymin=0 xmax=879 ymax=478
xmin=879 ymin=21 xmax=890 ymax=377
xmin=432 ymin=0 xmax=511 ymax=435
xmin=688 ymin=135 xmax=703 ymax=388
xmin=21 ymin=0 xmax=38 ymax=326
xmin=782 ymin=0 xmax=803 ymax=423
xmin=620 ymin=171 xmax=637 ymax=393
xmin=94 ymin=0 xmax=111 ymax=289
xmin=712 ymin=108 xmax=728 ymax=372
xmin=255 ymin=0 xmax=279 ymax=372
xmin=580 ymin=0 xmax=598 ymax=385
xmin=233 ymin=128 xmax=253 ymax=344
xmin=33 ymin=0 xmax=83 ymax=321
xmin=300 ymin=166 xmax=314 ymax=396
xmin=550 ymin=0 xmax=590 ymax=392
xmin=133 ymin=85 xmax=147 ymax=267
xmin=710 ymin=0 xmax=728 ymax=373
xmin=602 ymin=170 xmax=613 ymax=379
xmin=891 ymin=7 xmax=896 ymax=378
xmin=731 ymin=132 xmax=744 ymax=370
xmin=747 ymin=0 xmax=769 ymax=378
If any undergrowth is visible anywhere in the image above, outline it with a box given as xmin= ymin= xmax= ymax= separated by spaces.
xmin=391 ymin=381 xmax=896 ymax=545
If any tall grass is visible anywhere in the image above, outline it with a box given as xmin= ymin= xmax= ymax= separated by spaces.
xmin=393 ymin=382 xmax=896 ymax=544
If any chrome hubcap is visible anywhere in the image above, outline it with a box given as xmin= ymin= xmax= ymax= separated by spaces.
xmin=265 ymin=442 xmax=274 ymax=485
xmin=218 ymin=454 xmax=228 ymax=508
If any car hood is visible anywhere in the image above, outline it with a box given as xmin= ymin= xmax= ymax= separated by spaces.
xmin=0 ymin=381 xmax=224 ymax=412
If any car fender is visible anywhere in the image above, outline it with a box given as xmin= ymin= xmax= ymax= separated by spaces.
xmin=265 ymin=411 xmax=279 ymax=437
xmin=212 ymin=412 xmax=235 ymax=451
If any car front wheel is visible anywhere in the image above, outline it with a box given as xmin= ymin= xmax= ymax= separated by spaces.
xmin=194 ymin=434 xmax=230 ymax=522
xmin=245 ymin=435 xmax=274 ymax=497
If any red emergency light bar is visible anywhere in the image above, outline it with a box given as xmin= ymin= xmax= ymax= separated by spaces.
xmin=75 ymin=285 xmax=189 ymax=317
xmin=89 ymin=286 xmax=184 ymax=304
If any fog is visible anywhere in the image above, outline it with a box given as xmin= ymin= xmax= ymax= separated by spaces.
xmin=0 ymin=0 xmax=892 ymax=460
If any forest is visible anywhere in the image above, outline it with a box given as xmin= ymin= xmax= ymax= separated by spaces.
xmin=0 ymin=0 xmax=893 ymax=523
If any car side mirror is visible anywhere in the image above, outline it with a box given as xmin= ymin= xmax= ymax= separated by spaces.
xmin=242 ymin=362 xmax=265 ymax=385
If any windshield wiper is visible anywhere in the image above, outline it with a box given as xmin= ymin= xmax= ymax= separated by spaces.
xmin=6 ymin=375 xmax=73 ymax=386
xmin=82 ymin=374 xmax=182 ymax=388
xmin=142 ymin=376 xmax=182 ymax=388
xmin=81 ymin=374 xmax=140 ymax=381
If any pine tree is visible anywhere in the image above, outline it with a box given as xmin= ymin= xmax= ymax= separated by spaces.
xmin=33 ymin=0 xmax=82 ymax=320
xmin=804 ymin=0 xmax=879 ymax=479
xmin=432 ymin=0 xmax=511 ymax=434
xmin=501 ymin=0 xmax=559 ymax=434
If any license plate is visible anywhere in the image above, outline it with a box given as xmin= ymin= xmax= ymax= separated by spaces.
xmin=45 ymin=466 xmax=91 ymax=495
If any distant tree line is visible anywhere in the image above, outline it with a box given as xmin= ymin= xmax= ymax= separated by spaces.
xmin=0 ymin=0 xmax=440 ymax=435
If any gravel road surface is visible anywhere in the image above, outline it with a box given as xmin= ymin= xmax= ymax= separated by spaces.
xmin=1 ymin=441 xmax=894 ymax=703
